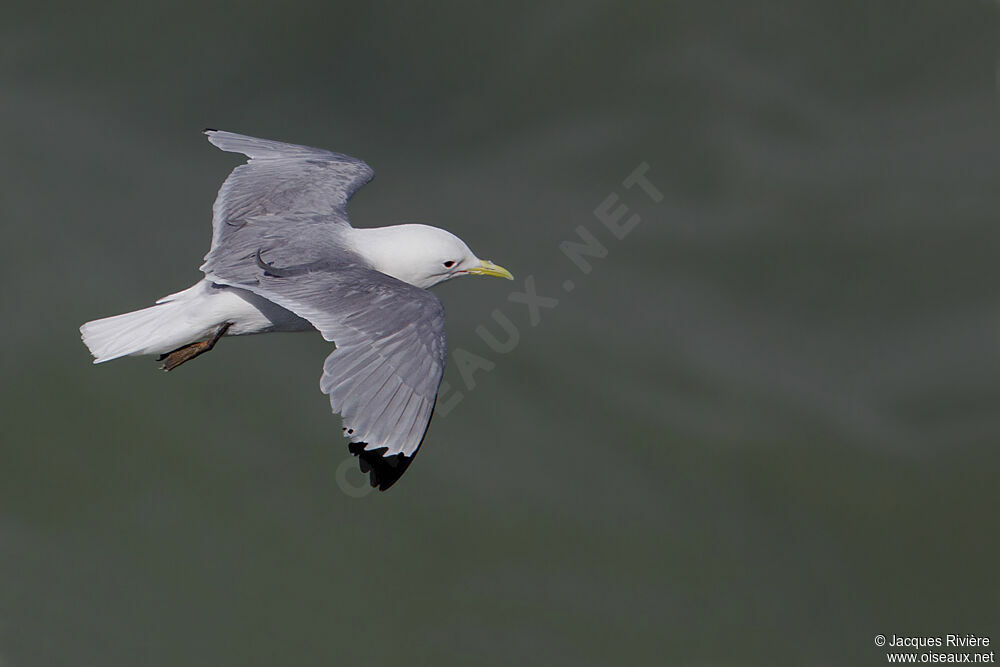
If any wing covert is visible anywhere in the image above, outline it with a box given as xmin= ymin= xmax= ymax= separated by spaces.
xmin=201 ymin=129 xmax=374 ymax=273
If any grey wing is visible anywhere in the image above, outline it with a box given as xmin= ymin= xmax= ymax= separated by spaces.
xmin=208 ymin=263 xmax=447 ymax=465
xmin=200 ymin=129 xmax=374 ymax=273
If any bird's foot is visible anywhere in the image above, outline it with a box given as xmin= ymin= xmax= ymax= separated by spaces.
xmin=159 ymin=322 xmax=231 ymax=371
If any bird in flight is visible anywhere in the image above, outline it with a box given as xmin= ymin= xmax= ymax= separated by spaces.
xmin=81 ymin=130 xmax=513 ymax=490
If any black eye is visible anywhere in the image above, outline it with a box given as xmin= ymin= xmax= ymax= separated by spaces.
xmin=443 ymin=260 xmax=455 ymax=268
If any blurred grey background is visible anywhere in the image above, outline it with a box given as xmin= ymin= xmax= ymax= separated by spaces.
xmin=2 ymin=1 xmax=999 ymax=665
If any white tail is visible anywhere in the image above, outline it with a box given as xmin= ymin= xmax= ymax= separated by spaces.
xmin=80 ymin=285 xmax=209 ymax=363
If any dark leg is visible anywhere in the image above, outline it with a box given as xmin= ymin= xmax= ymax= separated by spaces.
xmin=159 ymin=322 xmax=232 ymax=371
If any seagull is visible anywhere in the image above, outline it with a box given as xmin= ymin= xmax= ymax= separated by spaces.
xmin=80 ymin=130 xmax=513 ymax=490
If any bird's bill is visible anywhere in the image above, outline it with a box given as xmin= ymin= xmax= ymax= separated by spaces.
xmin=466 ymin=259 xmax=514 ymax=280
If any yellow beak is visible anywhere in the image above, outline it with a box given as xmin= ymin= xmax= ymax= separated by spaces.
xmin=466 ymin=259 xmax=514 ymax=280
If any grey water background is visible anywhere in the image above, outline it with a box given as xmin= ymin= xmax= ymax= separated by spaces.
xmin=2 ymin=1 xmax=999 ymax=665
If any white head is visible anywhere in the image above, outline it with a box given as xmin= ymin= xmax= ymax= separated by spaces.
xmin=348 ymin=223 xmax=513 ymax=289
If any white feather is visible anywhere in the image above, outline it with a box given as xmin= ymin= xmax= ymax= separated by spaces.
xmin=80 ymin=280 xmax=311 ymax=363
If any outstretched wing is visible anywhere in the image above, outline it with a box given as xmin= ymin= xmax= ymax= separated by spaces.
xmin=199 ymin=130 xmax=442 ymax=490
xmin=200 ymin=129 xmax=374 ymax=274
xmin=208 ymin=262 xmax=447 ymax=491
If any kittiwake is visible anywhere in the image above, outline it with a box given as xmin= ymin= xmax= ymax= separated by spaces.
xmin=80 ymin=129 xmax=513 ymax=490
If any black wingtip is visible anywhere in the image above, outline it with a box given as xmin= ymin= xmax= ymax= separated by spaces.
xmin=348 ymin=442 xmax=415 ymax=491
xmin=203 ymin=127 xmax=218 ymax=134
